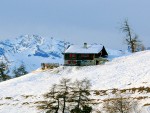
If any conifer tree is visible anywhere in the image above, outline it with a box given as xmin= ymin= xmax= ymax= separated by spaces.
xmin=13 ymin=63 xmax=28 ymax=77
xmin=0 ymin=62 xmax=10 ymax=81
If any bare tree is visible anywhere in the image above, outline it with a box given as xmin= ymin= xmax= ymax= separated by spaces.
xmin=37 ymin=84 xmax=61 ymax=113
xmin=71 ymin=78 xmax=92 ymax=113
xmin=103 ymin=95 xmax=139 ymax=113
xmin=44 ymin=84 xmax=61 ymax=113
xmin=37 ymin=78 xmax=92 ymax=113
xmin=121 ymin=19 xmax=144 ymax=53
xmin=37 ymin=78 xmax=71 ymax=113
xmin=58 ymin=78 xmax=71 ymax=113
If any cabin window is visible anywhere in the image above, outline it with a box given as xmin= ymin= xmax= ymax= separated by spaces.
xmin=68 ymin=60 xmax=76 ymax=64
xmin=92 ymin=55 xmax=94 ymax=58
xmin=69 ymin=54 xmax=76 ymax=58
xmin=81 ymin=54 xmax=89 ymax=57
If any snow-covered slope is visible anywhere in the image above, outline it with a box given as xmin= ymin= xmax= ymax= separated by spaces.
xmin=0 ymin=35 xmax=69 ymax=75
xmin=0 ymin=50 xmax=150 ymax=113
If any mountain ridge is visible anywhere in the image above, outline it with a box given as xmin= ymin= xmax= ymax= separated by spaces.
xmin=0 ymin=35 xmax=69 ymax=75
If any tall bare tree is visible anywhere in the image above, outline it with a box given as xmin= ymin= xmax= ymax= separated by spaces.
xmin=121 ymin=20 xmax=144 ymax=53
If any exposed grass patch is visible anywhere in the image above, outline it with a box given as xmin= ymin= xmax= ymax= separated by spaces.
xmin=143 ymin=103 xmax=150 ymax=106
xmin=34 ymin=101 xmax=48 ymax=104
xmin=111 ymin=88 xmax=118 ymax=94
xmin=133 ymin=96 xmax=148 ymax=100
xmin=5 ymin=97 xmax=13 ymax=100
xmin=103 ymin=97 xmax=128 ymax=102
xmin=21 ymin=95 xmax=34 ymax=99
xmin=93 ymin=90 xmax=107 ymax=96
xmin=22 ymin=102 xmax=30 ymax=105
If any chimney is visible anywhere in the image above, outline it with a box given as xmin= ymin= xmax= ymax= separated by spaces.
xmin=84 ymin=43 xmax=87 ymax=48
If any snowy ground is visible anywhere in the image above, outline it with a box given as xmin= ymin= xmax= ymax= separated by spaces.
xmin=0 ymin=51 xmax=150 ymax=113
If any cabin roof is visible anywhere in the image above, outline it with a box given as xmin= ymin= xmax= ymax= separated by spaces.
xmin=64 ymin=44 xmax=104 ymax=54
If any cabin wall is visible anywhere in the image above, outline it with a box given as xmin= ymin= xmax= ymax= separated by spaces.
xmin=64 ymin=60 xmax=95 ymax=66
xmin=64 ymin=54 xmax=94 ymax=60
xmin=64 ymin=51 xmax=108 ymax=66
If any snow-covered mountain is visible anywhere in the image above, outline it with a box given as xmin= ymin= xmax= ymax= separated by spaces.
xmin=0 ymin=50 xmax=149 ymax=113
xmin=0 ymin=35 xmax=70 ymax=75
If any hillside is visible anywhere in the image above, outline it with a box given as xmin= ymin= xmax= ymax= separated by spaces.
xmin=0 ymin=50 xmax=150 ymax=113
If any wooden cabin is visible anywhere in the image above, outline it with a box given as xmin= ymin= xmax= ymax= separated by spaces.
xmin=64 ymin=43 xmax=108 ymax=66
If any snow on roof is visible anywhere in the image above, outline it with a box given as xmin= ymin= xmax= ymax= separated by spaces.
xmin=64 ymin=44 xmax=104 ymax=54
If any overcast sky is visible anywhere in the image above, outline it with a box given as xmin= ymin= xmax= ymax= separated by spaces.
xmin=0 ymin=0 xmax=150 ymax=49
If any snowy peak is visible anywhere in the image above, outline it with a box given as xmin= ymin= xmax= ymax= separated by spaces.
xmin=15 ymin=35 xmax=44 ymax=50
xmin=0 ymin=35 xmax=67 ymax=57
xmin=0 ymin=35 xmax=69 ymax=74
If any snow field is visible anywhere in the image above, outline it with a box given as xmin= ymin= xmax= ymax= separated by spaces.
xmin=0 ymin=51 xmax=150 ymax=112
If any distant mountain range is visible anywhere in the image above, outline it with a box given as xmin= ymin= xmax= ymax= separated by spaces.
xmin=0 ymin=35 xmax=70 ymax=75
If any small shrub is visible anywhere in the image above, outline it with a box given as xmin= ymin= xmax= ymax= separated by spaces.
xmin=94 ymin=90 xmax=100 ymax=95
xmin=138 ymin=87 xmax=145 ymax=93
xmin=82 ymin=105 xmax=92 ymax=113
xmin=22 ymin=102 xmax=30 ymax=105
xmin=145 ymin=87 xmax=150 ymax=93
xmin=120 ymin=89 xmax=127 ymax=93
xmin=21 ymin=95 xmax=33 ymax=99
xmin=130 ymin=87 xmax=137 ymax=93
xmin=111 ymin=88 xmax=118 ymax=94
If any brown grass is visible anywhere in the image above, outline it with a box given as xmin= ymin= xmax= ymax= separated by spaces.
xmin=143 ymin=103 xmax=150 ymax=106
xmin=5 ymin=97 xmax=13 ymax=100
xmin=133 ymin=96 xmax=148 ymax=100
xmin=21 ymin=95 xmax=34 ymax=99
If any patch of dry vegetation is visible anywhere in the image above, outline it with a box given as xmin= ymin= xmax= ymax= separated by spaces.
xmin=143 ymin=103 xmax=150 ymax=106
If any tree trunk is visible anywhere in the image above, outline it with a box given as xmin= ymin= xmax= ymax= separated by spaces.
xmin=62 ymin=97 xmax=66 ymax=113
xmin=55 ymin=99 xmax=59 ymax=113
xmin=118 ymin=99 xmax=124 ymax=113
xmin=128 ymin=25 xmax=135 ymax=53
xmin=131 ymin=41 xmax=135 ymax=53
xmin=77 ymin=92 xmax=81 ymax=109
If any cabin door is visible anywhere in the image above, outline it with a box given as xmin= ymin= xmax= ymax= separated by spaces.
xmin=96 ymin=60 xmax=99 ymax=65
xmin=77 ymin=61 xmax=81 ymax=66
